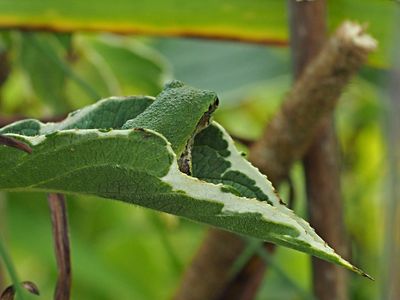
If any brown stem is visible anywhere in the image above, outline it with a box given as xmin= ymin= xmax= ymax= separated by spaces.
xmin=174 ymin=21 xmax=376 ymax=300
xmin=48 ymin=193 xmax=72 ymax=300
xmin=290 ymin=2 xmax=348 ymax=300
xmin=0 ymin=49 xmax=10 ymax=90
xmin=304 ymin=119 xmax=349 ymax=300
xmin=0 ymin=47 xmax=10 ymax=109
xmin=174 ymin=228 xmax=247 ymax=300
xmin=219 ymin=244 xmax=276 ymax=300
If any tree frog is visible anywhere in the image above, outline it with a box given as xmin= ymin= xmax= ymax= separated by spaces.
xmin=123 ymin=80 xmax=219 ymax=174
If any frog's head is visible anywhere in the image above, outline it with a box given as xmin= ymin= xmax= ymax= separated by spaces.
xmin=162 ymin=80 xmax=219 ymax=118
xmin=164 ymin=80 xmax=219 ymax=131
xmin=123 ymin=80 xmax=219 ymax=174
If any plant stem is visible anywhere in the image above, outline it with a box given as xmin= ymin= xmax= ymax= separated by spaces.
xmin=289 ymin=1 xmax=349 ymax=300
xmin=0 ymin=239 xmax=26 ymax=300
xmin=147 ymin=212 xmax=183 ymax=274
xmin=48 ymin=193 xmax=72 ymax=300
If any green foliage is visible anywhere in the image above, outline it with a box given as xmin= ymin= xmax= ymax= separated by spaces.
xmin=18 ymin=33 xmax=69 ymax=113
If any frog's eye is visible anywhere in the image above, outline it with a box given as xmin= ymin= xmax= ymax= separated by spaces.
xmin=208 ymin=97 xmax=219 ymax=111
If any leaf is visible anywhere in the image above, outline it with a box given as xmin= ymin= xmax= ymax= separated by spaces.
xmin=86 ymin=37 xmax=167 ymax=96
xmin=0 ymin=1 xmax=286 ymax=45
xmin=154 ymin=38 xmax=290 ymax=104
xmin=15 ymin=31 xmax=101 ymax=111
xmin=63 ymin=36 xmax=167 ymax=109
xmin=0 ymin=82 xmax=370 ymax=277
xmin=18 ymin=32 xmax=69 ymax=113
xmin=0 ymin=0 xmax=395 ymax=66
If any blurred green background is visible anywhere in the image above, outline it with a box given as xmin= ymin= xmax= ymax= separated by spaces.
xmin=0 ymin=1 xmax=398 ymax=299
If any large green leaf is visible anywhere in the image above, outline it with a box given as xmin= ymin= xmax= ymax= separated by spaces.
xmin=0 ymin=81 xmax=369 ymax=277
xmin=0 ymin=0 xmax=395 ymax=65
xmin=0 ymin=1 xmax=285 ymax=44
xmin=64 ymin=36 xmax=167 ymax=109
xmin=153 ymin=38 xmax=290 ymax=102
xmin=18 ymin=32 xmax=69 ymax=113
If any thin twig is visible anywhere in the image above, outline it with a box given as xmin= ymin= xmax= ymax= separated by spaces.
xmin=0 ymin=50 xmax=10 ymax=89
xmin=48 ymin=193 xmax=72 ymax=300
xmin=174 ymin=21 xmax=376 ymax=300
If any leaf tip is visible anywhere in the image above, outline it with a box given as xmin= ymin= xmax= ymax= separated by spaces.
xmin=352 ymin=266 xmax=374 ymax=281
